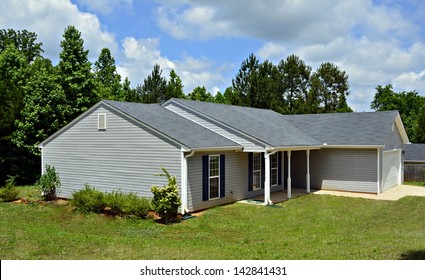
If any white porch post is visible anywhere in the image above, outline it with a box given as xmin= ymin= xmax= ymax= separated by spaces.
xmin=287 ymin=150 xmax=292 ymax=199
xmin=306 ymin=149 xmax=310 ymax=193
xmin=264 ymin=152 xmax=271 ymax=205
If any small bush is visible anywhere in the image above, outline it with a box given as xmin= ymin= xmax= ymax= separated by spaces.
xmin=70 ymin=184 xmax=105 ymax=213
xmin=0 ymin=177 xmax=20 ymax=202
xmin=104 ymin=191 xmax=151 ymax=218
xmin=38 ymin=165 xmax=61 ymax=201
xmin=151 ymin=168 xmax=181 ymax=224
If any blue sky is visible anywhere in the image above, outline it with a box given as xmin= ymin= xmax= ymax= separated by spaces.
xmin=1 ymin=0 xmax=424 ymax=111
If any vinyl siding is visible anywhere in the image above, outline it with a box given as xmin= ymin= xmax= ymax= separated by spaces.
xmin=384 ymin=122 xmax=403 ymax=151
xmin=165 ymin=103 xmax=264 ymax=151
xmin=187 ymin=152 xmax=281 ymax=212
xmin=42 ymin=105 xmax=181 ymax=198
xmin=292 ymin=148 xmax=378 ymax=193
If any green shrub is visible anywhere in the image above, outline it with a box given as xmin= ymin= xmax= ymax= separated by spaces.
xmin=70 ymin=184 xmax=105 ymax=213
xmin=151 ymin=168 xmax=181 ymax=224
xmin=0 ymin=177 xmax=20 ymax=202
xmin=104 ymin=191 xmax=151 ymax=218
xmin=38 ymin=165 xmax=61 ymax=201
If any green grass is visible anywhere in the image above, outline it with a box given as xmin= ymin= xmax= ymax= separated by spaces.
xmin=404 ymin=181 xmax=425 ymax=187
xmin=1 ymin=186 xmax=425 ymax=260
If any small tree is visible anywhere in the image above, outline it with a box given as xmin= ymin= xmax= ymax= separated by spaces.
xmin=151 ymin=168 xmax=181 ymax=224
xmin=38 ymin=165 xmax=61 ymax=201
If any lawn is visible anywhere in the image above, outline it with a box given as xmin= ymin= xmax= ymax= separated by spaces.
xmin=1 ymin=187 xmax=425 ymax=260
xmin=404 ymin=181 xmax=425 ymax=187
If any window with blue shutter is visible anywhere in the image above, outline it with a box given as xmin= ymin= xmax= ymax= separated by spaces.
xmin=202 ymin=154 xmax=225 ymax=200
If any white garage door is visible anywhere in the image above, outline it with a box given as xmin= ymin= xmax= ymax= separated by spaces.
xmin=382 ymin=149 xmax=401 ymax=191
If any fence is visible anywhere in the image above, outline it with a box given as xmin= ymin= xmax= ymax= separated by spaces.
xmin=404 ymin=163 xmax=425 ymax=182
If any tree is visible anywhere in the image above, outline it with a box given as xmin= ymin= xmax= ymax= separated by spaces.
xmin=0 ymin=29 xmax=43 ymax=63
xmin=416 ymin=107 xmax=425 ymax=143
xmin=94 ymin=48 xmax=123 ymax=100
xmin=188 ymin=86 xmax=214 ymax=102
xmin=140 ymin=64 xmax=167 ymax=103
xmin=278 ymin=54 xmax=311 ymax=114
xmin=232 ymin=53 xmax=260 ymax=107
xmin=58 ymin=25 xmax=98 ymax=119
xmin=0 ymin=45 xmax=29 ymax=185
xmin=13 ymin=58 xmax=69 ymax=156
xmin=371 ymin=84 xmax=425 ymax=142
xmin=166 ymin=69 xmax=185 ymax=99
xmin=310 ymin=62 xmax=352 ymax=113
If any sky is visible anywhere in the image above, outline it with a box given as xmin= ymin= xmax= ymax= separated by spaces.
xmin=1 ymin=0 xmax=424 ymax=112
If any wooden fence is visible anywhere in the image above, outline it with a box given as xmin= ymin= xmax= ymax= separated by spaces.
xmin=404 ymin=163 xmax=425 ymax=182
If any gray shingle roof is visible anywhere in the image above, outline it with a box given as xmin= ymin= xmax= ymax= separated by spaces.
xmin=404 ymin=144 xmax=425 ymax=162
xmin=167 ymin=99 xmax=321 ymax=147
xmin=282 ymin=111 xmax=399 ymax=146
xmin=104 ymin=100 xmax=241 ymax=149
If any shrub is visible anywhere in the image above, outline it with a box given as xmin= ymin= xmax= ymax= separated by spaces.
xmin=38 ymin=165 xmax=61 ymax=201
xmin=0 ymin=177 xmax=20 ymax=202
xmin=151 ymin=168 xmax=181 ymax=224
xmin=70 ymin=184 xmax=105 ymax=213
xmin=104 ymin=191 xmax=151 ymax=218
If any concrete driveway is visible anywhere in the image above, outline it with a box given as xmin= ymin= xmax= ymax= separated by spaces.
xmin=314 ymin=184 xmax=425 ymax=201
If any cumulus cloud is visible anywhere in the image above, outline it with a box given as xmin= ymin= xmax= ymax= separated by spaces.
xmin=116 ymin=37 xmax=228 ymax=93
xmin=75 ymin=0 xmax=134 ymax=15
xmin=0 ymin=0 xmax=118 ymax=62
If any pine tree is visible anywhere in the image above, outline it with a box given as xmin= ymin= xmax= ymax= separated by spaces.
xmin=141 ymin=64 xmax=167 ymax=103
xmin=58 ymin=25 xmax=98 ymax=119
xmin=94 ymin=48 xmax=123 ymax=100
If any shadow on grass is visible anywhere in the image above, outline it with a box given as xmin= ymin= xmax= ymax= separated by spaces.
xmin=400 ymin=250 xmax=425 ymax=260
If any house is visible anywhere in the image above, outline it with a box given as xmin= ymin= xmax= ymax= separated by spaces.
xmin=403 ymin=144 xmax=425 ymax=182
xmin=37 ymin=98 xmax=410 ymax=213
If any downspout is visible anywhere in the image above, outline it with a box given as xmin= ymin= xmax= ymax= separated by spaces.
xmin=264 ymin=149 xmax=277 ymax=206
xmin=181 ymin=150 xmax=195 ymax=214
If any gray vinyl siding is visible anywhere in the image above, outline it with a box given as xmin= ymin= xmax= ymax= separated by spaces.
xmin=293 ymin=148 xmax=378 ymax=193
xmin=42 ymin=105 xmax=181 ymax=198
xmin=165 ymin=103 xmax=264 ymax=151
xmin=384 ymin=122 xmax=403 ymax=151
xmin=187 ymin=152 xmax=281 ymax=212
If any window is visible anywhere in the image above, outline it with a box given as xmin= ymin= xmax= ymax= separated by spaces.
xmin=98 ymin=113 xmax=106 ymax=130
xmin=209 ymin=155 xmax=220 ymax=199
xmin=252 ymin=153 xmax=261 ymax=190
xmin=270 ymin=153 xmax=278 ymax=186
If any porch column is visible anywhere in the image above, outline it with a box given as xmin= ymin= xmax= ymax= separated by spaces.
xmin=287 ymin=151 xmax=292 ymax=199
xmin=264 ymin=152 xmax=271 ymax=205
xmin=306 ymin=149 xmax=311 ymax=193
xmin=181 ymin=152 xmax=188 ymax=213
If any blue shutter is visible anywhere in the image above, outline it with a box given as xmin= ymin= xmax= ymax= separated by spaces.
xmin=278 ymin=151 xmax=282 ymax=186
xmin=202 ymin=155 xmax=209 ymax=201
xmin=248 ymin=153 xmax=253 ymax=191
xmin=220 ymin=154 xmax=225 ymax=198
xmin=261 ymin=152 xmax=265 ymax=188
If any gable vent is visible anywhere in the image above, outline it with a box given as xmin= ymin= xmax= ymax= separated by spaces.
xmin=98 ymin=113 xmax=106 ymax=130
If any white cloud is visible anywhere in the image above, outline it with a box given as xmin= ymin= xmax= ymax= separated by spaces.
xmin=257 ymin=42 xmax=286 ymax=61
xmin=116 ymin=37 xmax=228 ymax=93
xmin=0 ymin=0 xmax=118 ymax=62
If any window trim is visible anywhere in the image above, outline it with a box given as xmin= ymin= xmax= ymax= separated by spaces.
xmin=209 ymin=155 xmax=220 ymax=200
xmin=270 ymin=153 xmax=278 ymax=187
xmin=252 ymin=153 xmax=262 ymax=190
xmin=98 ymin=113 xmax=106 ymax=130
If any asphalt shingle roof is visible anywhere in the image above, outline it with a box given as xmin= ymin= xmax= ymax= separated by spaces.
xmin=104 ymin=100 xmax=241 ymax=149
xmin=404 ymin=144 xmax=425 ymax=162
xmin=281 ymin=111 xmax=399 ymax=146
xmin=168 ymin=99 xmax=321 ymax=147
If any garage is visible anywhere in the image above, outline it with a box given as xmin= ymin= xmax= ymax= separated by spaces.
xmin=382 ymin=149 xmax=402 ymax=191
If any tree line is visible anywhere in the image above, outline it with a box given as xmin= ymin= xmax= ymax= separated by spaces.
xmin=1 ymin=26 xmax=424 ymax=186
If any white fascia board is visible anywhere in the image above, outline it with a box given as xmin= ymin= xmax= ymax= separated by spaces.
xmin=395 ymin=113 xmax=410 ymax=144
xmin=189 ymin=146 xmax=243 ymax=152
xmin=322 ymin=145 xmax=383 ymax=149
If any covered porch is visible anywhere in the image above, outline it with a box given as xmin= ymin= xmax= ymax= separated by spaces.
xmin=239 ymin=188 xmax=311 ymax=205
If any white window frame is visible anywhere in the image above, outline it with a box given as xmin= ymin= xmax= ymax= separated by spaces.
xmin=98 ymin=113 xmax=106 ymax=130
xmin=209 ymin=155 xmax=220 ymax=200
xmin=252 ymin=153 xmax=261 ymax=190
xmin=270 ymin=153 xmax=278 ymax=187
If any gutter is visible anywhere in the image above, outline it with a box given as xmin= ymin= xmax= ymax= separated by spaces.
xmin=264 ymin=148 xmax=277 ymax=206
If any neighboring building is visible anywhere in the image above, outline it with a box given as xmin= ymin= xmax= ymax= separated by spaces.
xmin=38 ymin=99 xmax=410 ymax=212
xmin=404 ymin=144 xmax=425 ymax=182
